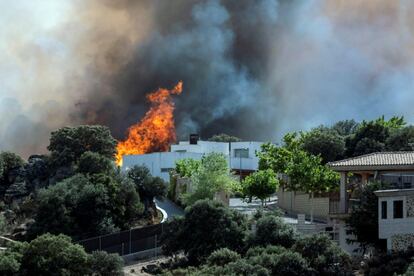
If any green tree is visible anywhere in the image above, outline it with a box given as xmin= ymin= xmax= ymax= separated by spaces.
xmin=386 ymin=126 xmax=414 ymax=151
xmin=48 ymin=125 xmax=117 ymax=167
xmin=206 ymin=248 xmax=241 ymax=266
xmin=301 ymin=127 xmax=345 ymax=163
xmin=241 ymin=169 xmax=278 ymax=206
xmin=331 ymin=119 xmax=359 ymax=136
xmin=258 ymin=133 xmax=339 ymax=220
xmin=346 ymin=181 xmax=387 ymax=253
xmin=30 ymin=173 xmax=143 ymax=239
xmin=292 ymin=234 xmax=352 ymax=275
xmin=0 ymin=152 xmax=25 ymax=196
xmin=0 ymin=234 xmax=124 ymax=276
xmin=77 ymin=151 xmax=114 ymax=175
xmin=0 ymin=242 xmax=28 ymax=276
xmin=345 ymin=116 xmax=405 ymax=157
xmin=20 ymin=234 xmax=90 ymax=275
xmin=87 ymin=251 xmax=124 ymax=276
xmin=174 ymin=158 xmax=201 ymax=177
xmin=127 ymin=165 xmax=166 ymax=216
xmin=161 ymin=200 xmax=248 ymax=264
xmin=183 ymin=153 xmax=238 ymax=205
xmin=208 ymin=133 xmax=242 ymax=142
xmin=249 ymin=251 xmax=312 ymax=276
xmin=249 ymin=215 xmax=298 ymax=248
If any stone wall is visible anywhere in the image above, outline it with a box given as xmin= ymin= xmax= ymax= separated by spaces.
xmin=392 ymin=234 xmax=414 ymax=251
xmin=407 ymin=196 xmax=414 ymax=217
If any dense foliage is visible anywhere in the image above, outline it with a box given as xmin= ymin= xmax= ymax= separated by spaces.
xmin=127 ymin=165 xmax=167 ymax=218
xmin=0 ymin=233 xmax=123 ymax=276
xmin=0 ymin=125 xmax=153 ymax=242
xmin=28 ymin=173 xmax=143 ymax=239
xmin=161 ymin=203 xmax=352 ymax=276
xmin=301 ymin=126 xmax=345 ymax=163
xmin=48 ymin=125 xmax=117 ymax=168
xmin=241 ymin=169 xmax=278 ymax=205
xmin=346 ymin=181 xmax=388 ymax=253
xmin=175 ymin=153 xmax=238 ymax=206
xmin=258 ymin=133 xmax=339 ymax=193
xmin=161 ymin=200 xmax=248 ymax=264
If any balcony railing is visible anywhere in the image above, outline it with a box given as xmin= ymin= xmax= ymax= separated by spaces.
xmin=380 ymin=175 xmax=414 ymax=190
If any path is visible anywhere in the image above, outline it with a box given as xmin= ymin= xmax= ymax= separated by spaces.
xmin=155 ymin=198 xmax=185 ymax=221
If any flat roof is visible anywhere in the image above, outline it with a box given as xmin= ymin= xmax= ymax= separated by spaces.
xmin=327 ymin=152 xmax=414 ymax=172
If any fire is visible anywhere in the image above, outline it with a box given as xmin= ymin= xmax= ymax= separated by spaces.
xmin=116 ymin=81 xmax=183 ymax=166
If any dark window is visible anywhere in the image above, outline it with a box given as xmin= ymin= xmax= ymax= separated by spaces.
xmin=381 ymin=201 xmax=387 ymax=219
xmin=234 ymin=149 xmax=249 ymax=158
xmin=393 ymin=200 xmax=403 ymax=219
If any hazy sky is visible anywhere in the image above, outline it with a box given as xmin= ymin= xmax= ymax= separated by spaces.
xmin=1 ymin=0 xmax=414 ymax=157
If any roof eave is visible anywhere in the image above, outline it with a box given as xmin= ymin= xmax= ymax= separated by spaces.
xmin=329 ymin=164 xmax=414 ymax=172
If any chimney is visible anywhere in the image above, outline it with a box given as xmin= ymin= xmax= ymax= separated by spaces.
xmin=189 ymin=134 xmax=199 ymax=145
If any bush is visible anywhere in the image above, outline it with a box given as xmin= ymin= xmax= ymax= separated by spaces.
xmin=207 ymin=248 xmax=241 ymax=266
xmin=88 ymin=251 xmax=124 ymax=276
xmin=246 ymin=245 xmax=285 ymax=258
xmin=250 ymin=215 xmax=298 ymax=248
xmin=162 ymin=200 xmax=248 ymax=264
xmin=20 ymin=234 xmax=89 ymax=275
xmin=292 ymin=234 xmax=353 ymax=275
xmin=363 ymin=249 xmax=414 ymax=276
xmin=249 ymin=251 xmax=312 ymax=276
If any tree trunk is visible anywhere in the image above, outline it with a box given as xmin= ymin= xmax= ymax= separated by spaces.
xmin=310 ymin=192 xmax=314 ymax=223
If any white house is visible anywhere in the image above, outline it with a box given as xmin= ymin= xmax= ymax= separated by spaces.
xmin=376 ymin=188 xmax=414 ymax=252
xmin=121 ymin=136 xmax=263 ymax=181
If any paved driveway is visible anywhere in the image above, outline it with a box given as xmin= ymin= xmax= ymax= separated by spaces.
xmin=155 ymin=198 xmax=185 ymax=221
xmin=229 ymin=196 xmax=278 ymax=216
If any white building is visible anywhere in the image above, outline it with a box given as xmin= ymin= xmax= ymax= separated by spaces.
xmin=121 ymin=136 xmax=263 ymax=182
xmin=376 ymin=188 xmax=414 ymax=252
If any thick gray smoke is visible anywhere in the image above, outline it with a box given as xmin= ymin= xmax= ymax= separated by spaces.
xmin=1 ymin=0 xmax=414 ymax=157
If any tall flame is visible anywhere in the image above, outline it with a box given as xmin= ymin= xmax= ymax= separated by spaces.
xmin=116 ymin=81 xmax=183 ymax=166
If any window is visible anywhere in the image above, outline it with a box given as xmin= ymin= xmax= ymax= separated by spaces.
xmin=393 ymin=200 xmax=403 ymax=219
xmin=174 ymin=150 xmax=187 ymax=153
xmin=161 ymin=168 xmax=173 ymax=173
xmin=234 ymin=148 xmax=249 ymax=158
xmin=381 ymin=201 xmax=387 ymax=219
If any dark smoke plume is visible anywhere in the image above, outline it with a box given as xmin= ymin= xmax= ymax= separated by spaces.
xmin=1 ymin=0 xmax=414 ymax=157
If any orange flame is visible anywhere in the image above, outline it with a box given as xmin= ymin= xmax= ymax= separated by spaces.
xmin=116 ymin=81 xmax=183 ymax=166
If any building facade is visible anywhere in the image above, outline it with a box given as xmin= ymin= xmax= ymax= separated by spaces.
xmin=122 ymin=139 xmax=263 ymax=182
xmin=376 ymin=189 xmax=414 ymax=251
xmin=328 ymin=151 xmax=414 ymax=253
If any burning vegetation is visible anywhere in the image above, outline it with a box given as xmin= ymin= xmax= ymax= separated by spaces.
xmin=116 ymin=82 xmax=183 ymax=166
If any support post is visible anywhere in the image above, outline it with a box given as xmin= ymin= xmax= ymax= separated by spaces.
xmin=340 ymin=172 xmax=347 ymax=213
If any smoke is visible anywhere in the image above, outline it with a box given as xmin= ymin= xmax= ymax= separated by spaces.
xmin=1 ymin=0 xmax=414 ymax=157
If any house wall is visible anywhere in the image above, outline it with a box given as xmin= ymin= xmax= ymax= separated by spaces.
xmin=277 ymin=189 xmax=330 ymax=220
xmin=378 ymin=194 xmax=414 ymax=251
xmin=122 ymin=141 xmax=263 ymax=182
xmin=122 ymin=152 xmax=203 ymax=181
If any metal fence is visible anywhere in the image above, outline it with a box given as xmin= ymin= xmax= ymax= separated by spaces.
xmin=77 ymin=223 xmax=167 ymax=256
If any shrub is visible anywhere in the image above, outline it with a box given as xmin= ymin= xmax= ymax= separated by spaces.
xmin=161 ymin=200 xmax=248 ymax=264
xmin=250 ymin=215 xmax=298 ymax=248
xmin=207 ymin=248 xmax=241 ymax=266
xmin=292 ymin=234 xmax=353 ymax=275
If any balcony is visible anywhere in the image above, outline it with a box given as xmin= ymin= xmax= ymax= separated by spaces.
xmin=380 ymin=175 xmax=414 ymax=190
xmin=329 ymin=198 xmax=360 ymax=217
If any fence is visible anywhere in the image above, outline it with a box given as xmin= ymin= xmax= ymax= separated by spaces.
xmin=78 ymin=223 xmax=167 ymax=257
